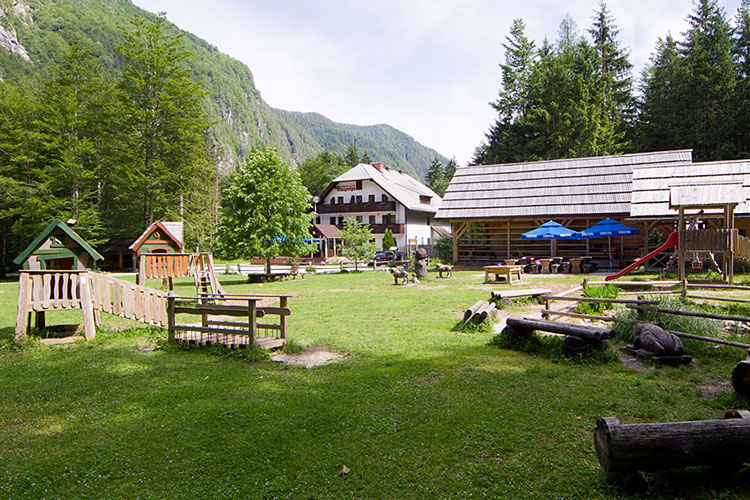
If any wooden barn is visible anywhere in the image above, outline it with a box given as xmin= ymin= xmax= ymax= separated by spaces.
xmin=436 ymin=150 xmax=694 ymax=266
xmin=13 ymin=219 xmax=103 ymax=270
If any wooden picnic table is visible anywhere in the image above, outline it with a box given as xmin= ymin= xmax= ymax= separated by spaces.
xmin=484 ymin=265 xmax=523 ymax=284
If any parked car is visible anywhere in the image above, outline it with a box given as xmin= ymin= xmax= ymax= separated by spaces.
xmin=374 ymin=250 xmax=398 ymax=263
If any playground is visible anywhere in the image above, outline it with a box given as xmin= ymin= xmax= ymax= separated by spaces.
xmin=2 ymin=267 xmax=750 ymax=499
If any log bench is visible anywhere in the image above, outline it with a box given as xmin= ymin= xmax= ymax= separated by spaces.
xmin=503 ymin=317 xmax=611 ymax=355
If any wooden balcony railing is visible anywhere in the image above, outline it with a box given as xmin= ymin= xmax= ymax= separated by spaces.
xmin=317 ymin=201 xmax=396 ymax=214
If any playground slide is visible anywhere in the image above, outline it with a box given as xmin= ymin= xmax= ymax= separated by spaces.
xmin=605 ymin=231 xmax=679 ymax=281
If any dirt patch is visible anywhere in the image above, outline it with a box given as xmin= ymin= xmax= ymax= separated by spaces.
xmin=272 ymin=346 xmax=344 ymax=368
xmin=617 ymin=350 xmax=652 ymax=372
xmin=697 ymin=377 xmax=732 ymax=397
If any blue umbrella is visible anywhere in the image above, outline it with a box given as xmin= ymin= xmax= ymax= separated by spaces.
xmin=580 ymin=218 xmax=639 ymax=270
xmin=522 ymin=221 xmax=580 ymax=257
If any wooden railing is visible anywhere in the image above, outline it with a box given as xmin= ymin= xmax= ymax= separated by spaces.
xmin=167 ymin=293 xmax=291 ymax=349
xmin=684 ymin=229 xmax=732 ymax=252
xmin=317 ymin=201 xmax=396 ymax=214
xmin=138 ymin=252 xmax=194 ymax=283
xmin=89 ymin=272 xmax=168 ymax=327
xmin=735 ymin=231 xmax=750 ymax=261
xmin=16 ymin=270 xmax=168 ymax=341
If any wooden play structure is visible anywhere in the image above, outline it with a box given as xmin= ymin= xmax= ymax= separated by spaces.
xmin=166 ymin=293 xmax=291 ymax=349
xmin=15 ymin=269 xmax=168 ymax=341
xmin=129 ymin=221 xmax=184 ymax=260
xmin=136 ymin=252 xmax=224 ymax=297
xmin=15 ymin=221 xmax=292 ymax=349
xmin=13 ymin=219 xmax=103 ymax=271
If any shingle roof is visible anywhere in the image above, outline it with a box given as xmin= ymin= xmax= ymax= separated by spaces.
xmin=129 ymin=221 xmax=184 ymax=252
xmin=330 ymin=163 xmax=442 ymax=213
xmin=13 ymin=219 xmax=104 ymax=266
xmin=631 ymin=159 xmax=750 ymax=217
xmin=435 ymin=150 xmax=693 ymax=220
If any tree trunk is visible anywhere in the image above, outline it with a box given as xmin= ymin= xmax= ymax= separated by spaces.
xmin=265 ymin=257 xmax=271 ymax=276
xmin=594 ymin=411 xmax=750 ymax=473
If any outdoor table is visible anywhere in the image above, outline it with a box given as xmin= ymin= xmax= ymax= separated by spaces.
xmin=484 ymin=265 xmax=523 ymax=284
xmin=569 ymin=258 xmax=586 ymax=273
xmin=539 ymin=259 xmax=553 ymax=273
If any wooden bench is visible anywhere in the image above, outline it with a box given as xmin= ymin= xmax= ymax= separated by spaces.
xmin=484 ymin=265 xmax=522 ymax=284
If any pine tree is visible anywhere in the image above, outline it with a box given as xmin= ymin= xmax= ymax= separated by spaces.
xmin=588 ymin=1 xmax=633 ymax=148
xmin=681 ymin=0 xmax=735 ymax=160
xmin=444 ymin=158 xmax=458 ymax=182
xmin=733 ymin=0 xmax=750 ymax=156
xmin=425 ymin=157 xmax=447 ymax=196
xmin=360 ymin=151 xmax=372 ymax=164
xmin=344 ymin=144 xmax=360 ymax=167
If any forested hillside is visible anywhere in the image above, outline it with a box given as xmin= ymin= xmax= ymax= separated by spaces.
xmin=0 ymin=0 xmax=444 ymax=178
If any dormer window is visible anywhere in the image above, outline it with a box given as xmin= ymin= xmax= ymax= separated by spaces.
xmin=420 ymin=195 xmax=431 ymax=205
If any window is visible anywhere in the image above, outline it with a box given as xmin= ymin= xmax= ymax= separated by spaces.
xmin=420 ymin=195 xmax=431 ymax=205
xmin=329 ymin=217 xmax=335 ymax=225
xmin=337 ymin=196 xmax=343 ymax=204
xmin=356 ymin=180 xmax=363 ymax=190
xmin=369 ymin=215 xmax=376 ymax=225
xmin=338 ymin=217 xmax=344 ymax=226
xmin=349 ymin=196 xmax=355 ymax=204
xmin=382 ymin=194 xmax=388 ymax=202
xmin=356 ymin=216 xmax=363 ymax=223
xmin=357 ymin=195 xmax=363 ymax=203
xmin=369 ymin=194 xmax=375 ymax=203
xmin=316 ymin=217 xmax=321 ymax=224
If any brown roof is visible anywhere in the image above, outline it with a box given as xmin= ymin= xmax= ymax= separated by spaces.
xmin=129 ymin=221 xmax=184 ymax=252
xmin=431 ymin=225 xmax=451 ymax=238
xmin=311 ymin=224 xmax=341 ymax=239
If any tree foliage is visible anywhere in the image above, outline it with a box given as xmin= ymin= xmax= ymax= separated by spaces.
xmin=339 ymin=218 xmax=376 ymax=270
xmin=425 ymin=157 xmax=449 ymax=197
xmin=217 ymin=148 xmax=314 ymax=274
xmin=382 ymin=228 xmax=397 ymax=251
xmin=297 ymin=149 xmax=348 ymax=197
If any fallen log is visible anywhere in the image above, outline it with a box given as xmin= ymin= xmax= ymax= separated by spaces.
xmin=506 ymin=317 xmax=611 ymax=343
xmin=594 ymin=410 xmax=750 ymax=473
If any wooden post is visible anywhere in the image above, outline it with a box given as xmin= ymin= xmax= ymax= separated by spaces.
xmin=78 ymin=272 xmax=96 ymax=340
xmin=506 ymin=219 xmax=511 ymax=260
xmin=729 ymin=204 xmax=735 ymax=284
xmin=279 ymin=296 xmax=288 ymax=339
xmin=15 ymin=272 xmax=32 ymax=341
xmin=248 ymin=299 xmax=257 ymax=344
xmin=167 ymin=293 xmax=175 ymax=342
xmin=543 ymin=297 xmax=550 ymax=320
xmin=137 ymin=254 xmax=146 ymax=286
xmin=452 ymin=222 xmax=459 ymax=265
xmin=678 ymin=207 xmax=685 ymax=282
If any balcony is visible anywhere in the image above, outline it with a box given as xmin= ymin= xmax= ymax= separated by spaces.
xmin=368 ymin=223 xmax=404 ymax=234
xmin=317 ymin=201 xmax=396 ymax=214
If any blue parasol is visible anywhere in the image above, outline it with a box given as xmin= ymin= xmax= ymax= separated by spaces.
xmin=580 ymin=218 xmax=639 ymax=269
xmin=522 ymin=221 xmax=580 ymax=257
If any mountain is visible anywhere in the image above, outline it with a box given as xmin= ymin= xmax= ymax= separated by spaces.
xmin=0 ymin=0 xmax=447 ymax=180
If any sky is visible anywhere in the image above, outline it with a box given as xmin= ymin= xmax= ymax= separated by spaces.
xmin=133 ymin=0 xmax=743 ymax=166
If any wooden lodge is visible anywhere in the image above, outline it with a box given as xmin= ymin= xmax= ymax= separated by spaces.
xmin=436 ymin=150 xmax=750 ymax=267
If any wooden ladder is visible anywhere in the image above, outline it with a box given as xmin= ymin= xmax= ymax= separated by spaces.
xmin=193 ymin=253 xmax=225 ymax=300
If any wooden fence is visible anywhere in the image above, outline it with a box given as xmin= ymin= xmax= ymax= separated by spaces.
xmin=16 ymin=270 xmax=168 ymax=341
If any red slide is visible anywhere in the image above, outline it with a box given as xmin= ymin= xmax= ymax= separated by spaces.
xmin=605 ymin=231 xmax=679 ymax=281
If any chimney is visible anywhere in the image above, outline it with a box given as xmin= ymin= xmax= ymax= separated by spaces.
xmin=372 ymin=162 xmax=383 ymax=172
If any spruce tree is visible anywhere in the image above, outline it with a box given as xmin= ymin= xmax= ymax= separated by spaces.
xmin=733 ymin=0 xmax=750 ymax=156
xmin=681 ymin=0 xmax=735 ymax=160
xmin=344 ymin=144 xmax=360 ymax=167
xmin=425 ymin=157 xmax=447 ymax=196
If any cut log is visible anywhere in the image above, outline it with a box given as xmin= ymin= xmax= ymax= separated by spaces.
xmin=593 ymin=411 xmax=750 ymax=473
xmin=463 ymin=300 xmax=484 ymax=322
xmin=506 ymin=317 xmax=611 ymax=343
xmin=732 ymin=360 xmax=750 ymax=398
xmin=491 ymin=288 xmax=550 ymax=301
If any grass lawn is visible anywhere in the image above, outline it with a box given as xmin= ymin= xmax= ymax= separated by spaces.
xmin=1 ymin=270 xmax=749 ymax=499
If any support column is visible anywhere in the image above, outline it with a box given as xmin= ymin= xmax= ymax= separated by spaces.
xmin=15 ymin=272 xmax=32 ymax=341
xmin=678 ymin=208 xmax=686 ymax=283
xmin=78 ymin=272 xmax=96 ymax=340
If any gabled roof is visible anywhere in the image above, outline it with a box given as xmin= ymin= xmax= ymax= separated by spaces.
xmin=129 ymin=221 xmax=184 ymax=252
xmin=311 ymin=224 xmax=341 ymax=239
xmin=436 ymin=150 xmax=693 ymax=220
xmin=323 ymin=163 xmax=442 ymax=213
xmin=632 ymin=159 xmax=750 ymax=217
xmin=13 ymin=219 xmax=104 ymax=266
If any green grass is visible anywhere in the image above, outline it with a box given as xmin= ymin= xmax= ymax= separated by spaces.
xmin=1 ymin=271 xmax=749 ymax=498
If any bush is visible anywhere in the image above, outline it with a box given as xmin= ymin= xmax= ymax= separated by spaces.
xmin=575 ymin=284 xmax=619 ymax=315
xmin=280 ymin=338 xmax=305 ymax=354
xmin=434 ymin=236 xmax=453 ymax=264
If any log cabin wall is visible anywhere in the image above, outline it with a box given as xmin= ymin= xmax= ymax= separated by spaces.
xmin=452 ymin=217 xmax=644 ymax=266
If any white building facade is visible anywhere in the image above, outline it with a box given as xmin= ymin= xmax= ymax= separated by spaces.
xmin=316 ymin=162 xmax=450 ymax=251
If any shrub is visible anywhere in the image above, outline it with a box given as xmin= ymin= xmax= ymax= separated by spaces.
xmin=575 ymin=284 xmax=619 ymax=315
xmin=280 ymin=338 xmax=305 ymax=354
xmin=434 ymin=236 xmax=453 ymax=264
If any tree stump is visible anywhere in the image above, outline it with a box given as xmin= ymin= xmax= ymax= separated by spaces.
xmin=732 ymin=360 xmax=750 ymax=398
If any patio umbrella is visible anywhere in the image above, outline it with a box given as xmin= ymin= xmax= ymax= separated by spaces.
xmin=521 ymin=221 xmax=581 ymax=258
xmin=580 ymin=218 xmax=639 ymax=270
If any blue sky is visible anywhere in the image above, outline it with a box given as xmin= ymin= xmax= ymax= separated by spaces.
xmin=133 ymin=0 xmax=742 ymax=165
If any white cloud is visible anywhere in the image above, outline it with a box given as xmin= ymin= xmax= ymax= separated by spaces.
xmin=134 ymin=0 xmax=743 ymax=165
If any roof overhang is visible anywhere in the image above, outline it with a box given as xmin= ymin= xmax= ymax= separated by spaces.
xmin=669 ymin=182 xmax=744 ymax=209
